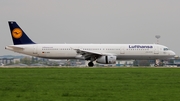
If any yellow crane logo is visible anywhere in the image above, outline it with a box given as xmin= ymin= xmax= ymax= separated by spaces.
xmin=12 ymin=28 xmax=22 ymax=39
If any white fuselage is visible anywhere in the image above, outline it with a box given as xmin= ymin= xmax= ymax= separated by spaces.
xmin=6 ymin=44 xmax=175 ymax=60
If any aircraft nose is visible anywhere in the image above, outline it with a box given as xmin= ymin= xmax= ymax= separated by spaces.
xmin=170 ymin=51 xmax=176 ymax=56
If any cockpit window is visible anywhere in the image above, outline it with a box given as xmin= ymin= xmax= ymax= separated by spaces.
xmin=164 ymin=48 xmax=169 ymax=51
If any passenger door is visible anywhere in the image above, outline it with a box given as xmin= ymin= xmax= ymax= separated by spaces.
xmin=33 ymin=45 xmax=38 ymax=54
xmin=120 ymin=47 xmax=125 ymax=54
xmin=154 ymin=46 xmax=159 ymax=54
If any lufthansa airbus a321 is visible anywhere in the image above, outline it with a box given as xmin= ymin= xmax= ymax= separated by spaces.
xmin=5 ymin=21 xmax=176 ymax=67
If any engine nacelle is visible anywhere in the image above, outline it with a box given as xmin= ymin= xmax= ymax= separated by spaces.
xmin=96 ymin=56 xmax=116 ymax=64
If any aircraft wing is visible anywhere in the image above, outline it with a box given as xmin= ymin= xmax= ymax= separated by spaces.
xmin=73 ymin=48 xmax=114 ymax=60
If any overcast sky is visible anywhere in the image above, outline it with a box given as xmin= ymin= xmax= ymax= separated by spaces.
xmin=1 ymin=0 xmax=180 ymax=56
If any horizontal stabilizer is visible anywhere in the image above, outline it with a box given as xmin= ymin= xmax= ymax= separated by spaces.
xmin=5 ymin=45 xmax=24 ymax=51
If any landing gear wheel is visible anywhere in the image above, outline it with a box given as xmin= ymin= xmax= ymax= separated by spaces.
xmin=88 ymin=62 xmax=94 ymax=67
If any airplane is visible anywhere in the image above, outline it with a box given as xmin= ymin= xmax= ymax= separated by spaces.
xmin=5 ymin=21 xmax=176 ymax=67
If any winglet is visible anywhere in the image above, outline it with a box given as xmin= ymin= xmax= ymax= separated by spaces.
xmin=8 ymin=21 xmax=35 ymax=45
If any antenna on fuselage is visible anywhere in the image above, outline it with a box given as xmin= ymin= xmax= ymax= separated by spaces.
xmin=155 ymin=35 xmax=161 ymax=44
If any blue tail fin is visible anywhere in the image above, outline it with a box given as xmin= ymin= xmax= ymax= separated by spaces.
xmin=8 ymin=21 xmax=35 ymax=45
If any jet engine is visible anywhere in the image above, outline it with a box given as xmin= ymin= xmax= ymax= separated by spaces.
xmin=96 ymin=56 xmax=116 ymax=64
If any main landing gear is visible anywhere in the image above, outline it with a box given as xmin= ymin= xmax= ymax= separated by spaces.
xmin=88 ymin=62 xmax=94 ymax=67
xmin=154 ymin=59 xmax=164 ymax=67
xmin=154 ymin=59 xmax=160 ymax=67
